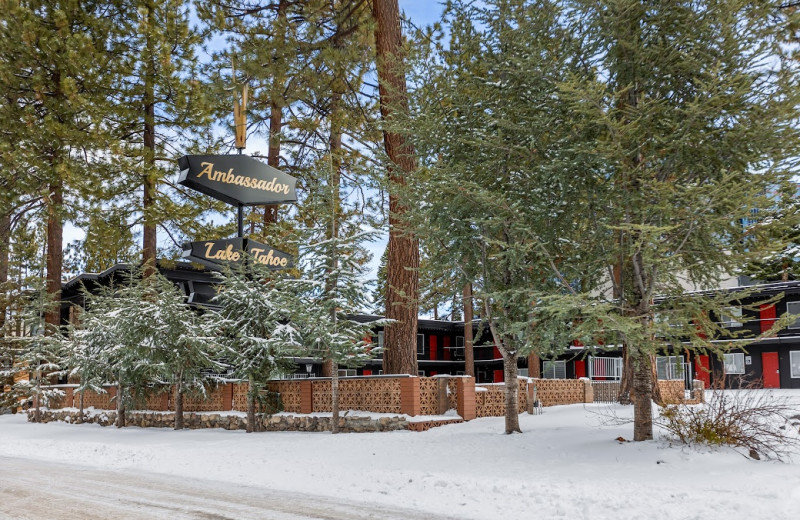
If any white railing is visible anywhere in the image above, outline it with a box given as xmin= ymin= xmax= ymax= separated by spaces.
xmin=588 ymin=356 xmax=623 ymax=380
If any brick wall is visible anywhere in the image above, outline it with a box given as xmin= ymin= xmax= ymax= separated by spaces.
xmin=531 ymin=379 xmax=586 ymax=407
xmin=657 ymin=380 xmax=685 ymax=404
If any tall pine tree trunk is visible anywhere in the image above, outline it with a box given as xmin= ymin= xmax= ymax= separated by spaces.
xmin=463 ymin=283 xmax=474 ymax=377
xmin=142 ymin=2 xmax=157 ymax=275
xmin=502 ymin=348 xmax=521 ymax=434
xmin=0 ymin=211 xmax=9 ymax=330
xmin=174 ymin=369 xmax=184 ymax=430
xmin=631 ymin=353 xmax=653 ymax=441
xmin=45 ymin=179 xmax=63 ymax=329
xmin=372 ymin=0 xmax=419 ymax=376
xmin=246 ymin=375 xmax=257 ymax=433
xmin=77 ymin=388 xmax=84 ymax=424
xmin=115 ymin=380 xmax=126 ymax=428
xmin=263 ymin=0 xmax=287 ymax=228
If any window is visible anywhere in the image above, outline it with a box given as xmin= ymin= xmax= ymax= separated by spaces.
xmin=656 ymin=356 xmax=685 ymax=380
xmin=377 ymin=331 xmax=384 ymax=349
xmin=338 ymin=369 xmax=357 ymax=377
xmin=723 ymin=353 xmax=745 ymax=375
xmin=417 ymin=370 xmax=425 ymax=377
xmin=788 ymin=302 xmax=800 ymax=329
xmin=455 ymin=336 xmax=464 ymax=349
xmin=791 ymin=351 xmax=800 ymax=379
xmin=721 ymin=307 xmax=742 ymax=328
xmin=542 ymin=360 xmax=566 ymax=379
xmin=417 ymin=334 xmax=425 ymax=355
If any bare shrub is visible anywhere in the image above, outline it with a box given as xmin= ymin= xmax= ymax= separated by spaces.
xmin=658 ymin=386 xmax=800 ymax=461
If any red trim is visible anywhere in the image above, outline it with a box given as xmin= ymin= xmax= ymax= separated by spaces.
xmin=362 ymin=369 xmax=372 ymax=376
xmin=493 ymin=345 xmax=502 ymax=359
xmin=694 ymin=355 xmax=710 ymax=387
xmin=574 ymin=360 xmax=586 ymax=378
xmin=443 ymin=336 xmax=451 ymax=360
xmin=429 ymin=335 xmax=438 ymax=360
xmin=493 ymin=369 xmax=504 ymax=383
xmin=760 ymin=304 xmax=776 ymax=333
xmin=430 ymin=371 xmax=438 ymax=377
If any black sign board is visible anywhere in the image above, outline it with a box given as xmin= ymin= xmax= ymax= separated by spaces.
xmin=178 ymin=155 xmax=297 ymax=206
xmin=182 ymin=238 xmax=294 ymax=271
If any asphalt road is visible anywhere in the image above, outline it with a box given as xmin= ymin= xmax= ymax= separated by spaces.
xmin=0 ymin=456 xmax=454 ymax=520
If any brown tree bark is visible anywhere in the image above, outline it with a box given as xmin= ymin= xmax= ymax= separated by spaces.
xmin=502 ymin=347 xmax=521 ymax=434
xmin=142 ymin=1 xmax=157 ymax=275
xmin=631 ymin=353 xmax=653 ymax=441
xmin=45 ymin=180 xmax=63 ymax=329
xmin=115 ymin=381 xmax=126 ymax=428
xmin=174 ymin=381 xmax=184 ymax=431
xmin=0 ymin=212 xmax=9 ymax=330
xmin=263 ymin=0 xmax=287 ymax=229
xmin=246 ymin=375 xmax=257 ymax=433
xmin=372 ymin=0 xmax=419 ymax=376
xmin=462 ymin=283 xmax=474 ymax=377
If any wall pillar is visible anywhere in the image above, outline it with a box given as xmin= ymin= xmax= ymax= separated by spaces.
xmin=300 ymin=380 xmax=313 ymax=414
xmin=456 ymin=376 xmax=476 ymax=421
xmin=582 ymin=378 xmax=593 ymax=403
xmin=64 ymin=387 xmax=74 ymax=408
xmin=222 ymin=383 xmax=233 ymax=411
xmin=400 ymin=377 xmax=421 ymax=416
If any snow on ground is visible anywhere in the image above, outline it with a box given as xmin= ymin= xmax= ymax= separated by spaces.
xmin=2 ymin=392 xmax=800 ymax=520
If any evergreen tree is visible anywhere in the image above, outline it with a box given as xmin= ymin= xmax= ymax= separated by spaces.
xmin=211 ymin=263 xmax=300 ymax=432
xmin=0 ymin=1 xmax=129 ymax=327
xmin=559 ymin=0 xmax=800 ymax=440
xmin=372 ymin=0 xmax=420 ymax=376
xmin=1 ymin=288 xmax=65 ymax=422
xmin=406 ymin=0 xmax=592 ymax=433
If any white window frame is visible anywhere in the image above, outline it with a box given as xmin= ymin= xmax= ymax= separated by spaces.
xmin=656 ymin=355 xmax=685 ymax=380
xmin=788 ymin=302 xmax=800 ymax=329
xmin=542 ymin=360 xmax=566 ymax=379
xmin=722 ymin=306 xmax=743 ymax=328
xmin=377 ymin=331 xmax=384 ymax=349
xmin=790 ymin=351 xmax=800 ymax=379
xmin=338 ymin=369 xmax=357 ymax=377
xmin=417 ymin=333 xmax=425 ymax=355
xmin=454 ymin=336 xmax=465 ymax=350
xmin=417 ymin=370 xmax=425 ymax=377
xmin=723 ymin=353 xmax=745 ymax=375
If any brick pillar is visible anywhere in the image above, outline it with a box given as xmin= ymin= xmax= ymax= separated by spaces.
xmin=222 ymin=383 xmax=233 ymax=411
xmin=400 ymin=377 xmax=421 ymax=416
xmin=583 ymin=378 xmax=593 ymax=403
xmin=456 ymin=376 xmax=476 ymax=420
xmin=159 ymin=392 xmax=169 ymax=411
xmin=64 ymin=387 xmax=74 ymax=408
xmin=300 ymin=380 xmax=313 ymax=414
xmin=107 ymin=386 xmax=117 ymax=410
xmin=436 ymin=377 xmax=449 ymax=415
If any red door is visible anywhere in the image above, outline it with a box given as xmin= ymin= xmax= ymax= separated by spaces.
xmin=574 ymin=360 xmax=586 ymax=379
xmin=694 ymin=355 xmax=710 ymax=387
xmin=762 ymin=352 xmax=780 ymax=388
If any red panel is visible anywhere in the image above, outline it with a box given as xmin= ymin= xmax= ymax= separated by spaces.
xmin=574 ymin=360 xmax=586 ymax=379
xmin=362 ymin=369 xmax=372 ymax=376
xmin=429 ymin=335 xmax=438 ymax=360
xmin=694 ymin=355 xmax=710 ymax=387
xmin=493 ymin=369 xmax=504 ymax=383
xmin=493 ymin=346 xmax=502 ymax=359
xmin=760 ymin=304 xmax=776 ymax=333
xmin=429 ymin=371 xmax=437 ymax=377
xmin=762 ymin=352 xmax=780 ymax=388
xmin=443 ymin=336 xmax=451 ymax=360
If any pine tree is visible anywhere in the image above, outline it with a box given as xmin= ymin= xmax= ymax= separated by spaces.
xmin=0 ymin=1 xmax=129 ymax=327
xmin=372 ymin=0 xmax=420 ymax=376
xmin=406 ymin=0 xmax=592 ymax=433
xmin=559 ymin=0 xmax=800 ymax=440
xmin=211 ymin=263 xmax=300 ymax=432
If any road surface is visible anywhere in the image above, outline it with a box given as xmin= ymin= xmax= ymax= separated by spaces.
xmin=0 ymin=456 xmax=455 ymax=520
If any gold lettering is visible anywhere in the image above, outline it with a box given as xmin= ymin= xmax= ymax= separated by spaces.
xmin=195 ymin=164 xmax=292 ymax=197
xmin=204 ymin=242 xmax=241 ymax=262
xmin=197 ymin=162 xmax=214 ymax=179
